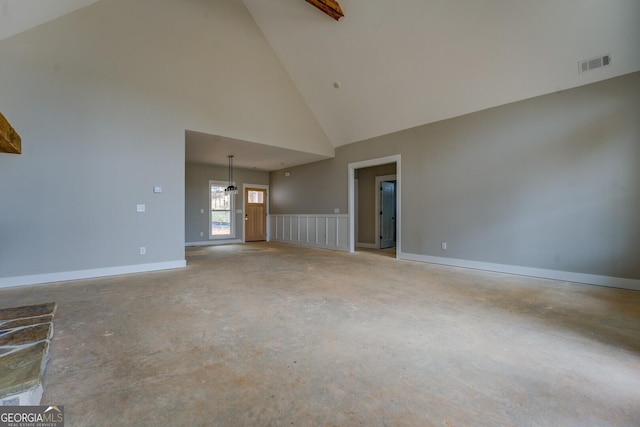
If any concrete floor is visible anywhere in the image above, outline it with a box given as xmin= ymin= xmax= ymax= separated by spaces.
xmin=1 ymin=242 xmax=639 ymax=426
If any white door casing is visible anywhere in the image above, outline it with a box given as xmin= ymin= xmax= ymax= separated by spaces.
xmin=348 ymin=155 xmax=401 ymax=255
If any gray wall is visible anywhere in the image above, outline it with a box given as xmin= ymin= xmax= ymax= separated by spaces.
xmin=271 ymin=159 xmax=346 ymax=214
xmin=270 ymin=72 xmax=640 ymax=280
xmin=185 ymin=162 xmax=269 ymax=243
xmin=0 ymin=0 xmax=330 ymax=282
xmin=357 ymin=164 xmax=397 ymax=245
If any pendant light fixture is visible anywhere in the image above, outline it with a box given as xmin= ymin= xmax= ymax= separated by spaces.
xmin=225 ymin=155 xmax=238 ymax=195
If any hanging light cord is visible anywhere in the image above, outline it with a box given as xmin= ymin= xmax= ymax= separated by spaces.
xmin=225 ymin=155 xmax=237 ymax=194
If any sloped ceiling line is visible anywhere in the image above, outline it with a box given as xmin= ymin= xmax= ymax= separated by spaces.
xmin=243 ymin=0 xmax=640 ymax=147
xmin=4 ymin=0 xmax=640 ymax=162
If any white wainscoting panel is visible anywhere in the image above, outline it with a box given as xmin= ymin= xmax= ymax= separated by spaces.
xmin=270 ymin=214 xmax=350 ymax=251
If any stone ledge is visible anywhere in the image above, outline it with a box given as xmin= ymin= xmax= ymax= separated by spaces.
xmin=0 ymin=302 xmax=56 ymax=406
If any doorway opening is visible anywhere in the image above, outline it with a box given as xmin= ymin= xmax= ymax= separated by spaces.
xmin=348 ymin=155 xmax=401 ymax=258
xmin=377 ymin=175 xmax=397 ymax=250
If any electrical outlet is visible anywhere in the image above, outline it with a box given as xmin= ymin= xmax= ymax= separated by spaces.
xmin=200 ymin=232 xmax=204 ymax=237
xmin=139 ymin=246 xmax=146 ymax=255
xmin=441 ymin=242 xmax=447 ymax=250
xmin=137 ymin=204 xmax=145 ymax=212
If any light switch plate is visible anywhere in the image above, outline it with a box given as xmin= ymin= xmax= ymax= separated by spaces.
xmin=137 ymin=204 xmax=145 ymax=212
xmin=153 ymin=186 xmax=162 ymax=193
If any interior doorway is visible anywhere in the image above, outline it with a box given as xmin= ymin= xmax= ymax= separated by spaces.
xmin=348 ymin=155 xmax=401 ymax=257
xmin=377 ymin=176 xmax=397 ymax=249
xmin=244 ymin=185 xmax=268 ymax=242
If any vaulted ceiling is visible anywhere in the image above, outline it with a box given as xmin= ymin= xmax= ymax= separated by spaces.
xmin=244 ymin=0 xmax=640 ymax=147
xmin=3 ymin=0 xmax=640 ymax=167
xmin=0 ymin=0 xmax=98 ymax=41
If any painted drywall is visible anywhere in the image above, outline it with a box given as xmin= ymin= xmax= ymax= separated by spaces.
xmin=0 ymin=0 xmax=98 ymax=41
xmin=356 ymin=164 xmax=396 ymax=245
xmin=0 ymin=0 xmax=331 ymax=282
xmin=185 ymin=162 xmax=269 ymax=244
xmin=270 ymin=72 xmax=640 ymax=281
xmin=270 ymin=158 xmax=345 ymax=215
xmin=245 ymin=0 xmax=640 ymax=146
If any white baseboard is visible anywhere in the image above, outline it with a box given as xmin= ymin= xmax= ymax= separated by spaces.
xmin=185 ymin=239 xmax=243 ymax=246
xmin=0 ymin=260 xmax=187 ymax=289
xmin=398 ymin=251 xmax=640 ymax=291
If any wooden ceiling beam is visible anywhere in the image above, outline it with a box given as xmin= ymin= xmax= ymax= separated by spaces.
xmin=305 ymin=0 xmax=344 ymax=21
xmin=0 ymin=112 xmax=21 ymax=154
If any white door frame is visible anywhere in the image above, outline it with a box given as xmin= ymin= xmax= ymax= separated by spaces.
xmin=242 ymin=183 xmax=269 ymax=242
xmin=354 ymin=178 xmax=359 ymax=246
xmin=348 ymin=155 xmax=401 ymax=255
xmin=375 ymin=174 xmax=397 ymax=249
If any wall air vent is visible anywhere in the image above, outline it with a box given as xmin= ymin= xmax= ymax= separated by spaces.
xmin=579 ymin=53 xmax=611 ymax=74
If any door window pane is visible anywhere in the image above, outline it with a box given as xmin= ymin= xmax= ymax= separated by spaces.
xmin=248 ymin=190 xmax=264 ymax=204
